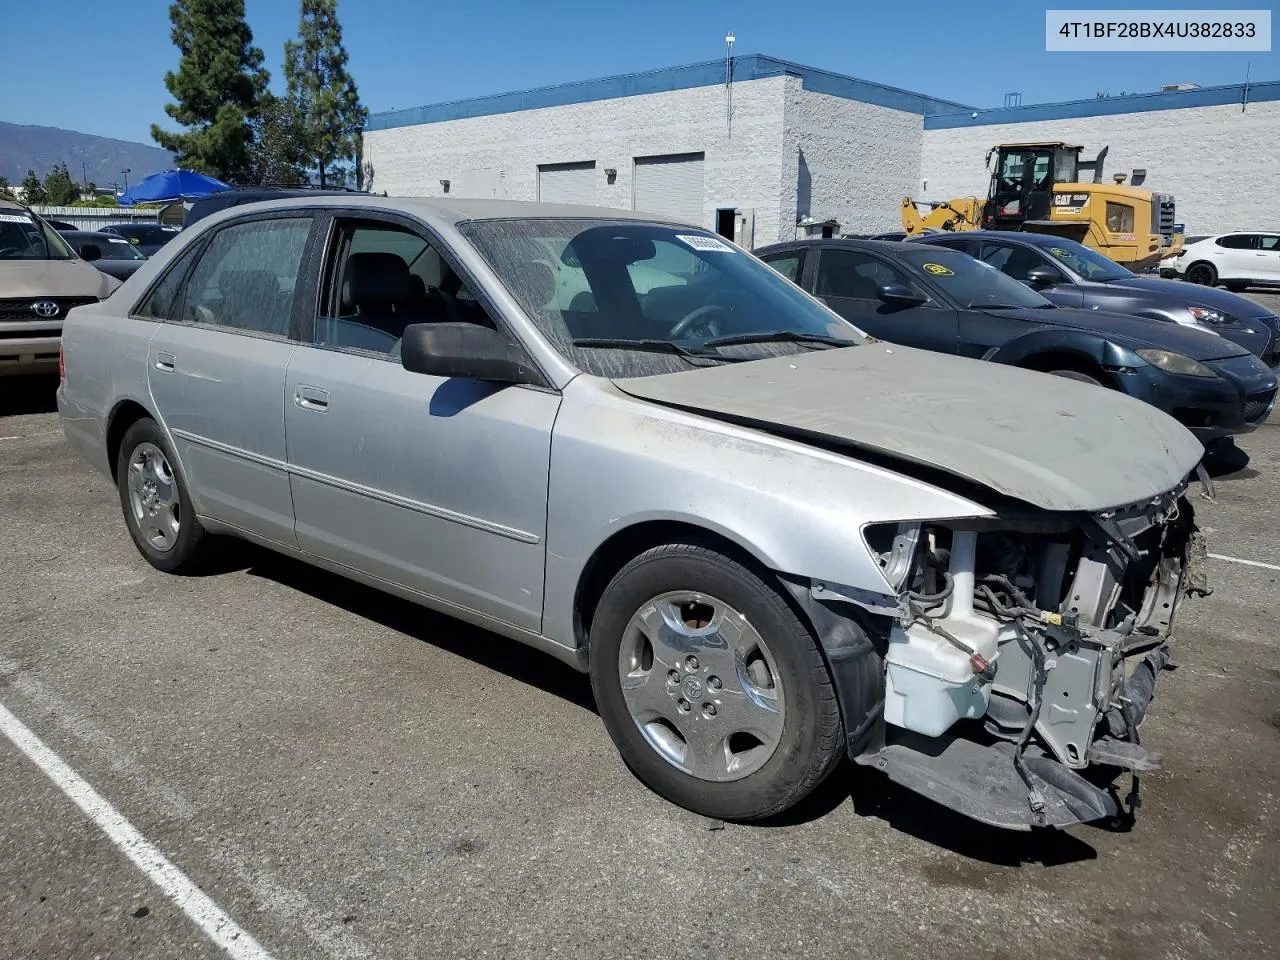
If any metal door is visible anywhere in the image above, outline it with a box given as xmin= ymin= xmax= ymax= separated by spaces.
xmin=633 ymin=154 xmax=705 ymax=227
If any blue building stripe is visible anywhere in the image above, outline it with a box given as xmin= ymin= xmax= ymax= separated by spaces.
xmin=924 ymin=80 xmax=1280 ymax=129
xmin=365 ymin=54 xmax=973 ymax=131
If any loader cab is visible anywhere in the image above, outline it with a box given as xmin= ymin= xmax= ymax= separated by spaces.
xmin=983 ymin=143 xmax=1083 ymax=229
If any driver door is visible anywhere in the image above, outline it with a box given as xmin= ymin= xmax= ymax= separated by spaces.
xmin=284 ymin=212 xmax=561 ymax=631
xmin=810 ymin=246 xmax=959 ymax=353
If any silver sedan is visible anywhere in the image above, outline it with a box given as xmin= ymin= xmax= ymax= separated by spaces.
xmin=58 ymin=196 xmax=1208 ymax=830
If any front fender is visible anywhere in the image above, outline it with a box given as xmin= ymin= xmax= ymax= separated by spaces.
xmin=988 ymin=328 xmax=1136 ymax=371
xmin=541 ymin=377 xmax=993 ymax=649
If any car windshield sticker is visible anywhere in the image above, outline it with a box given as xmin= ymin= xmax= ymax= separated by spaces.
xmin=922 ymin=262 xmax=954 ymax=276
xmin=1049 ymin=247 xmax=1068 ymax=257
xmin=107 ymin=238 xmax=129 ymax=244
xmin=0 ymin=213 xmax=33 ymax=223
xmin=677 ymin=234 xmax=733 ymax=253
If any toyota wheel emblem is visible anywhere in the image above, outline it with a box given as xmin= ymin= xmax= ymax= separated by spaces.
xmin=31 ymin=300 xmax=60 ymax=318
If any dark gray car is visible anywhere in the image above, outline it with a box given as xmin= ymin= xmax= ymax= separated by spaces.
xmin=57 ymin=230 xmax=148 ymax=282
xmin=914 ymin=231 xmax=1280 ymax=370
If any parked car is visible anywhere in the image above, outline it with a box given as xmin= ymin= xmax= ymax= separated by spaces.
xmin=1164 ymin=231 xmax=1280 ymax=290
xmin=43 ymin=218 xmax=80 ymax=231
xmin=57 ymin=230 xmax=148 ymax=282
xmin=0 ymin=200 xmax=119 ymax=377
xmin=183 ymin=186 xmax=368 ymax=228
xmin=98 ymin=222 xmax=181 ymax=256
xmin=912 ymin=230 xmax=1280 ymax=370
xmin=756 ymin=238 xmax=1277 ymax=445
xmin=59 ymin=196 xmax=1210 ymax=831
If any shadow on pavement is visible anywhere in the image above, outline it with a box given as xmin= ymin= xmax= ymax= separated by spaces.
xmin=1202 ymin=438 xmax=1254 ymax=480
xmin=0 ymin=376 xmax=59 ymax=417
xmin=242 ymin=545 xmax=598 ymax=715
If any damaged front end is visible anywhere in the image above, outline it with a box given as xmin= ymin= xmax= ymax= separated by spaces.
xmin=818 ymin=483 xmax=1209 ymax=831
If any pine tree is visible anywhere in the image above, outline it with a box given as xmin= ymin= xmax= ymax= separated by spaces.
xmin=248 ymin=93 xmax=309 ymax=186
xmin=151 ymin=0 xmax=270 ymax=182
xmin=20 ymin=169 xmax=46 ymax=205
xmin=0 ymin=176 xmax=14 ymax=200
xmin=43 ymin=163 xmax=80 ymax=205
xmin=284 ymin=0 xmax=366 ymax=187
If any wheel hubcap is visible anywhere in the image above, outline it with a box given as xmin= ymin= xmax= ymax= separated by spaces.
xmin=617 ymin=591 xmax=785 ymax=782
xmin=126 ymin=442 xmax=181 ymax=552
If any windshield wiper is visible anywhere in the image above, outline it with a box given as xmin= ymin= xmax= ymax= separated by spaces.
xmin=966 ymin=303 xmax=1026 ymax=310
xmin=571 ymin=337 xmax=727 ymax=362
xmin=702 ymin=330 xmax=855 ymax=349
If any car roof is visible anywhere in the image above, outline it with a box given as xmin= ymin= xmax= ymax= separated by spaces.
xmin=913 ymin=230 xmax=1065 ymax=247
xmin=757 ymin=237 xmax=925 ymax=255
xmin=190 ymin=194 xmax=689 ymax=226
xmin=59 ymin=231 xmax=117 ymax=240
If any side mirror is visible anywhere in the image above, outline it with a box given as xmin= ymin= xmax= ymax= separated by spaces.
xmin=400 ymin=322 xmax=538 ymax=383
xmin=79 ymin=243 xmax=102 ymax=262
xmin=1024 ymin=265 xmax=1064 ymax=288
xmin=877 ymin=284 xmax=927 ymax=306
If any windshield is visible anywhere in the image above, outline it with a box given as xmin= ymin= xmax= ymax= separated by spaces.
xmin=459 ymin=219 xmax=863 ymax=377
xmin=0 ymin=210 xmax=76 ymax=260
xmin=96 ymin=236 xmax=148 ymax=260
xmin=1038 ymin=238 xmax=1131 ymax=281
xmin=899 ymin=248 xmax=1052 ymax=309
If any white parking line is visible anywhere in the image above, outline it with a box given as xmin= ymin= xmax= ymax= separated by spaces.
xmin=1209 ymin=553 xmax=1280 ymax=573
xmin=0 ymin=699 xmax=278 ymax=960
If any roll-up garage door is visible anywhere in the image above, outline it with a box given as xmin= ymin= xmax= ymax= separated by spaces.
xmin=537 ymin=162 xmax=596 ymax=205
xmin=632 ymin=153 xmax=706 ymax=227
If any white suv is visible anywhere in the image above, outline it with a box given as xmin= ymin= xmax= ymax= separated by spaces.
xmin=1169 ymin=232 xmax=1280 ymax=291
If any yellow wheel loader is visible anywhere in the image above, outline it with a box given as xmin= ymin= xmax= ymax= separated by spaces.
xmin=902 ymin=143 xmax=1184 ymax=270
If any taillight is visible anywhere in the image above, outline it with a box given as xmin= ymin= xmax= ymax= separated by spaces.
xmin=58 ymin=346 xmax=65 ymax=380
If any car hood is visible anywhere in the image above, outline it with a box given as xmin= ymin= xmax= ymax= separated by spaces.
xmin=1098 ymin=275 xmax=1278 ymax=322
xmin=989 ymin=306 xmax=1249 ymax=361
xmin=0 ymin=258 xmax=114 ymax=298
xmin=613 ymin=345 xmax=1204 ymax=513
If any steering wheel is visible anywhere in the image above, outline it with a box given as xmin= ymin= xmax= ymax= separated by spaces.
xmin=669 ymin=304 xmax=730 ymax=340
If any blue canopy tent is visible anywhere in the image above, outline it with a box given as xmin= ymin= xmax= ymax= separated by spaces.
xmin=118 ymin=169 xmax=231 ymax=206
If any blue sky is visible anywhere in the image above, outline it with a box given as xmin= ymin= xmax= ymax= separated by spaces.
xmin=1 ymin=0 xmax=1274 ymax=145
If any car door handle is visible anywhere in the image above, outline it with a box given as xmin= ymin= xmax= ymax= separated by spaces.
xmin=154 ymin=351 xmax=176 ymax=373
xmin=294 ymin=385 xmax=330 ymax=412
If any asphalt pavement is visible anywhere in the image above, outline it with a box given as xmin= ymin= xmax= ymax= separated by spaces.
xmin=1 ymin=293 xmax=1278 ymax=959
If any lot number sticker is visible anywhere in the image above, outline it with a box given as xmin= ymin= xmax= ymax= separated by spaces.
xmin=677 ymin=234 xmax=733 ymax=253
xmin=922 ymin=262 xmax=954 ymax=276
xmin=0 ymin=213 xmax=33 ymax=223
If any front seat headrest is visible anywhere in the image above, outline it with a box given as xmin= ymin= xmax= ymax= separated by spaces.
xmin=343 ymin=252 xmax=412 ymax=310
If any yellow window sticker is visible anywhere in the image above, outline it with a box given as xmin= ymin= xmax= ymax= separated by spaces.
xmin=922 ymin=263 xmax=954 ymax=276
xmin=1049 ymin=247 xmax=1068 ymax=257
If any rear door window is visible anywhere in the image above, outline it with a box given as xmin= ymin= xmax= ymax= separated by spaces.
xmin=978 ymin=241 xmax=1049 ymax=282
xmin=180 ymin=217 xmax=312 ymax=336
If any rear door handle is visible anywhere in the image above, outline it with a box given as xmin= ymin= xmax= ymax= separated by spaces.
xmin=295 ymin=385 xmax=330 ymax=412
xmin=154 ymin=351 xmax=175 ymax=373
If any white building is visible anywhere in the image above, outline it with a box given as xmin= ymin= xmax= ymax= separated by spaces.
xmin=363 ymin=55 xmax=1280 ymax=246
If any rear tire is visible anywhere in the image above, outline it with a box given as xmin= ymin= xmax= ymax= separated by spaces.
xmin=116 ymin=418 xmax=212 ymax=574
xmin=588 ymin=542 xmax=844 ymax=821
xmin=1049 ymin=369 xmax=1105 ymax=387
xmin=1185 ymin=262 xmax=1217 ymax=286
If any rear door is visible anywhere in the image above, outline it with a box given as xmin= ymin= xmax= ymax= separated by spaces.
xmin=1254 ymin=234 xmax=1280 ymax=283
xmin=1211 ymin=234 xmax=1258 ymax=281
xmin=811 ymin=246 xmax=959 ymax=353
xmin=144 ymin=212 xmax=313 ymax=547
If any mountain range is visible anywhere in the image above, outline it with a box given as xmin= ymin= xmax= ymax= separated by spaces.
xmin=0 ymin=122 xmax=174 ymax=190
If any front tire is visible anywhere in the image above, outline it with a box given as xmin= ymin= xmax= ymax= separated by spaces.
xmin=116 ymin=418 xmax=212 ymax=574
xmin=589 ymin=542 xmax=844 ymax=821
xmin=1185 ymin=262 xmax=1217 ymax=286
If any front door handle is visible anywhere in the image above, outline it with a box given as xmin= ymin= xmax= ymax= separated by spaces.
xmin=154 ymin=351 xmax=175 ymax=373
xmin=295 ymin=385 xmax=330 ymax=412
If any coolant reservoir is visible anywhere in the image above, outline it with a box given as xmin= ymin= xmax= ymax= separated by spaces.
xmin=883 ymin=531 xmax=1001 ymax=737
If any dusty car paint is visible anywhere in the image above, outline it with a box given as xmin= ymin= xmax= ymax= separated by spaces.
xmin=56 ymin=196 xmax=1208 ymax=829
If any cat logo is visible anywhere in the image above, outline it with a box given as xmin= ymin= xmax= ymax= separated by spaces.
xmin=922 ymin=263 xmax=954 ymax=276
